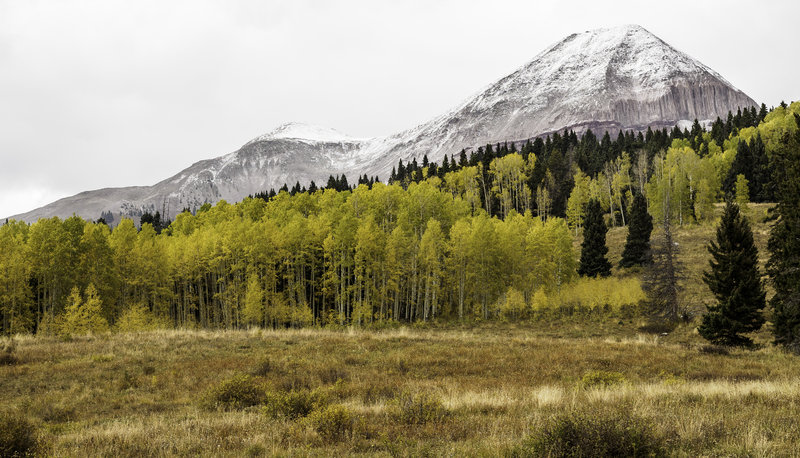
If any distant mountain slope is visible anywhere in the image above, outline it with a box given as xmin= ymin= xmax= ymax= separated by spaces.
xmin=9 ymin=25 xmax=756 ymax=223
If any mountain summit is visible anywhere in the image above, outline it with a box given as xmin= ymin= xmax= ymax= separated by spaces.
xmin=360 ymin=24 xmax=754 ymax=174
xmin=9 ymin=25 xmax=756 ymax=223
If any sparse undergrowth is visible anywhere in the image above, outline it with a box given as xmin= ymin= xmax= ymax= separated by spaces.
xmin=1 ymin=323 xmax=799 ymax=456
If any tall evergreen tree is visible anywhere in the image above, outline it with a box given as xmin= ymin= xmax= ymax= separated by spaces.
xmin=698 ymin=201 xmax=766 ymax=346
xmin=619 ymin=191 xmax=653 ymax=268
xmin=768 ymin=114 xmax=800 ymax=352
xmin=749 ymin=134 xmax=772 ymax=202
xmin=578 ymin=199 xmax=611 ymax=277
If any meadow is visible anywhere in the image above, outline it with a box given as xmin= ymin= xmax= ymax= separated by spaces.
xmin=2 ymin=323 xmax=800 ymax=457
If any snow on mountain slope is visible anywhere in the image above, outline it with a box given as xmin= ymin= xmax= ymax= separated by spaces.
xmin=8 ymin=25 xmax=756 ymax=223
xmin=357 ymin=24 xmax=755 ymax=176
xmin=246 ymin=122 xmax=365 ymax=144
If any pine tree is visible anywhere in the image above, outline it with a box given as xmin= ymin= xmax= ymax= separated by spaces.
xmin=724 ymin=139 xmax=751 ymax=196
xmin=768 ymin=114 xmax=800 ymax=352
xmin=758 ymin=103 xmax=768 ymax=123
xmin=749 ymin=134 xmax=772 ymax=202
xmin=697 ymin=201 xmax=765 ymax=346
xmin=619 ymin=191 xmax=653 ymax=268
xmin=578 ymin=199 xmax=611 ymax=277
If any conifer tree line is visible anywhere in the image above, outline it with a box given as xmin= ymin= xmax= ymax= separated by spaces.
xmin=1 ymin=102 xmax=798 ymax=347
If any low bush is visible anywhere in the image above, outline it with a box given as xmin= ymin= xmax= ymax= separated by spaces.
xmin=200 ymin=374 xmax=266 ymax=411
xmin=532 ymin=277 xmax=646 ymax=316
xmin=389 ymin=392 xmax=449 ymax=425
xmin=249 ymin=358 xmax=273 ymax=377
xmin=0 ymin=414 xmax=40 ymax=457
xmin=361 ymin=383 xmax=399 ymax=404
xmin=0 ymin=340 xmax=18 ymax=366
xmin=513 ymin=410 xmax=666 ymax=457
xmin=317 ymin=366 xmax=349 ymax=385
xmin=263 ymin=388 xmax=328 ymax=419
xmin=306 ymin=404 xmax=355 ymax=443
xmin=115 ymin=303 xmax=169 ymax=333
xmin=579 ymin=370 xmax=626 ymax=388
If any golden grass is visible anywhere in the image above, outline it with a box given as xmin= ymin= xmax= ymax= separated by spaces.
xmin=2 ymin=322 xmax=799 ymax=456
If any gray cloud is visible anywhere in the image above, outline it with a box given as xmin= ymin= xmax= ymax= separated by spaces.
xmin=1 ymin=0 xmax=798 ymax=218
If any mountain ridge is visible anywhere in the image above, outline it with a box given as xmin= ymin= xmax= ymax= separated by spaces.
xmin=7 ymin=25 xmax=756 ymax=223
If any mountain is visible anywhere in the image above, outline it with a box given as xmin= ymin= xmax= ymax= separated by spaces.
xmin=8 ymin=25 xmax=756 ymax=223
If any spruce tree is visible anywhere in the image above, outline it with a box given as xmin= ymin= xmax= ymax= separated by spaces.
xmin=619 ymin=191 xmax=653 ymax=268
xmin=578 ymin=199 xmax=611 ymax=277
xmin=750 ymin=134 xmax=772 ymax=202
xmin=698 ymin=201 xmax=765 ymax=347
xmin=768 ymin=114 xmax=800 ymax=352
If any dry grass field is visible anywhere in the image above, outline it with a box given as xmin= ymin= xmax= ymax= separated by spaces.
xmin=2 ymin=322 xmax=800 ymax=457
xmin=2 ymin=203 xmax=796 ymax=457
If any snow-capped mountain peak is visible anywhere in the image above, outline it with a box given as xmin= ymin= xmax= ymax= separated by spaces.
xmin=246 ymin=122 xmax=363 ymax=145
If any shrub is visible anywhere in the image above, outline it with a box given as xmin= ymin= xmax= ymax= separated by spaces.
xmin=0 ymin=340 xmax=18 ymax=366
xmin=200 ymin=374 xmax=266 ymax=411
xmin=263 ymin=389 xmax=328 ymax=419
xmin=59 ymin=284 xmax=109 ymax=336
xmin=115 ymin=303 xmax=169 ymax=333
xmin=514 ymin=411 xmax=665 ymax=457
xmin=499 ymin=287 xmax=529 ymax=321
xmin=361 ymin=384 xmax=399 ymax=404
xmin=536 ymin=277 xmax=646 ymax=315
xmin=245 ymin=444 xmax=267 ymax=457
xmin=579 ymin=370 xmax=626 ymax=388
xmin=249 ymin=357 xmax=273 ymax=377
xmin=306 ymin=404 xmax=355 ymax=443
xmin=389 ymin=392 xmax=449 ymax=425
xmin=317 ymin=366 xmax=349 ymax=385
xmin=0 ymin=414 xmax=39 ymax=457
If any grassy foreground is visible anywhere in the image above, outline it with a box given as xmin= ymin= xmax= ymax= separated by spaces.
xmin=2 ymin=322 xmax=800 ymax=456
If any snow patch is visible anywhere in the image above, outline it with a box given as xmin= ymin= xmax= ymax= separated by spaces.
xmin=246 ymin=122 xmax=365 ymax=145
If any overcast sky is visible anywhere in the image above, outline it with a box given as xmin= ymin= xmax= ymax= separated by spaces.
xmin=1 ymin=0 xmax=798 ymax=218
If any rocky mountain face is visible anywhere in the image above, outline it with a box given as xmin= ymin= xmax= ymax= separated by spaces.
xmin=9 ymin=25 xmax=756 ymax=223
